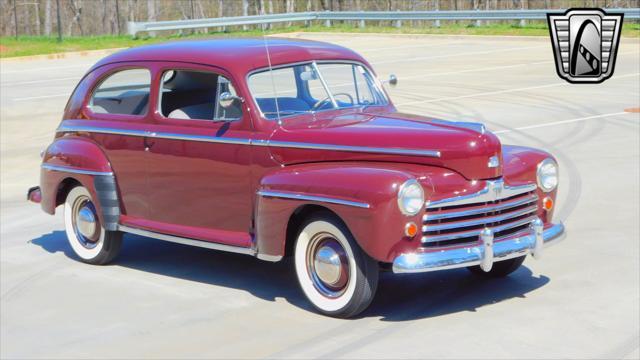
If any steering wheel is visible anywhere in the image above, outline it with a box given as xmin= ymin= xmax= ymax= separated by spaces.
xmin=311 ymin=93 xmax=355 ymax=111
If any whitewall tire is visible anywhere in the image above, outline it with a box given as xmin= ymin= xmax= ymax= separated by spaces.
xmin=294 ymin=212 xmax=378 ymax=318
xmin=64 ymin=186 xmax=122 ymax=265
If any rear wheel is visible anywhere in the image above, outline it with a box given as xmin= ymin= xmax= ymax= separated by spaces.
xmin=294 ymin=212 xmax=378 ymax=318
xmin=467 ymin=256 xmax=526 ymax=277
xmin=64 ymin=186 xmax=122 ymax=265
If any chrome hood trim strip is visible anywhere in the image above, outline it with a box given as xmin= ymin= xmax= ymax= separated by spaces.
xmin=56 ymin=125 xmax=441 ymax=158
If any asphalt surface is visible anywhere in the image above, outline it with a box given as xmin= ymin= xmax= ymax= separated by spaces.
xmin=1 ymin=33 xmax=639 ymax=359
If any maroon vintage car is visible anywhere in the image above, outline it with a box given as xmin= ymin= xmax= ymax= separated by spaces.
xmin=28 ymin=38 xmax=565 ymax=317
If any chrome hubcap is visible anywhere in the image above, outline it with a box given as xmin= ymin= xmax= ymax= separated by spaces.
xmin=307 ymin=234 xmax=349 ymax=298
xmin=77 ymin=205 xmax=97 ymax=239
xmin=72 ymin=196 xmax=100 ymax=249
xmin=314 ymin=245 xmax=342 ymax=285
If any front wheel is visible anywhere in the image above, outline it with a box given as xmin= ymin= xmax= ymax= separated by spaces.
xmin=294 ymin=213 xmax=379 ymax=318
xmin=64 ymin=186 xmax=122 ymax=265
xmin=467 ymin=255 xmax=526 ymax=277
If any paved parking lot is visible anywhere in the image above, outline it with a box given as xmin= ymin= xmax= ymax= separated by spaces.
xmin=1 ymin=33 xmax=639 ymax=359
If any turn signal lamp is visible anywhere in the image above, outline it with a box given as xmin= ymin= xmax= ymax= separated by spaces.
xmin=405 ymin=222 xmax=418 ymax=238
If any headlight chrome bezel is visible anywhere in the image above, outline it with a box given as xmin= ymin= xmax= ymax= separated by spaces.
xmin=537 ymin=158 xmax=559 ymax=193
xmin=397 ymin=179 xmax=425 ymax=216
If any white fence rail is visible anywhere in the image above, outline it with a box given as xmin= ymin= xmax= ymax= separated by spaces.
xmin=127 ymin=8 xmax=640 ymax=37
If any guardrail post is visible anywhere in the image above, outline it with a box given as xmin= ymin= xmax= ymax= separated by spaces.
xmin=127 ymin=21 xmax=138 ymax=38
xmin=520 ymin=1 xmax=527 ymax=26
xmin=394 ymin=10 xmax=401 ymax=28
xmin=359 ymin=19 xmax=365 ymax=28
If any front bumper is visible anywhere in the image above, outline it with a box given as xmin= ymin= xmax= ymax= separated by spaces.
xmin=392 ymin=219 xmax=565 ymax=274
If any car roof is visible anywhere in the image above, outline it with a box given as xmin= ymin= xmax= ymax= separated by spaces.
xmin=91 ymin=38 xmax=369 ymax=75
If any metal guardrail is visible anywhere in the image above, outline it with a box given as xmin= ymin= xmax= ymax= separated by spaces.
xmin=128 ymin=8 xmax=640 ymax=37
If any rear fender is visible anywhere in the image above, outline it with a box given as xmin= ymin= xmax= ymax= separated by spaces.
xmin=40 ymin=135 xmax=120 ymax=231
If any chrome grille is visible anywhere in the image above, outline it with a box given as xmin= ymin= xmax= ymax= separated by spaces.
xmin=422 ymin=180 xmax=539 ymax=248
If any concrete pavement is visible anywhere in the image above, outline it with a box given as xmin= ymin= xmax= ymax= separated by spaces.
xmin=1 ymin=33 xmax=639 ymax=359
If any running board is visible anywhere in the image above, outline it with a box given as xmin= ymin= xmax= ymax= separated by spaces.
xmin=118 ymin=225 xmax=257 ymax=256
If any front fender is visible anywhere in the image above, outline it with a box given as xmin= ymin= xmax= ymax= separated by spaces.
xmin=255 ymin=162 xmax=433 ymax=262
xmin=40 ymin=135 xmax=120 ymax=230
xmin=503 ymin=145 xmax=558 ymax=222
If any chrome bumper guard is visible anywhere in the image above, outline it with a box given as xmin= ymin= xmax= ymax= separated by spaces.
xmin=392 ymin=218 xmax=565 ymax=274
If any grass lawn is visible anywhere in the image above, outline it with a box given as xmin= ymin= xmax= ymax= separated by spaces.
xmin=1 ymin=22 xmax=638 ymax=58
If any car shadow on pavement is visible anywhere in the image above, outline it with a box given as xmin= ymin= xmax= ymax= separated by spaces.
xmin=31 ymin=231 xmax=550 ymax=321
xmin=365 ymin=267 xmax=550 ymax=321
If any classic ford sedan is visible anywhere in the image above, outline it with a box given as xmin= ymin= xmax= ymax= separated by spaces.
xmin=28 ymin=38 xmax=565 ymax=318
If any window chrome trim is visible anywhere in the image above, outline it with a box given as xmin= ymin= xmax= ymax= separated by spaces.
xmin=56 ymin=125 xmax=441 ymax=158
xmin=257 ymin=190 xmax=370 ymax=209
xmin=41 ymin=163 xmax=114 ymax=176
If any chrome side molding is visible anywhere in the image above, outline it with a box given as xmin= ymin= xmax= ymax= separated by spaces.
xmin=118 ymin=225 xmax=257 ymax=256
xmin=56 ymin=125 xmax=441 ymax=158
xmin=41 ymin=163 xmax=114 ymax=177
xmin=118 ymin=225 xmax=284 ymax=262
xmin=257 ymin=190 xmax=371 ymax=209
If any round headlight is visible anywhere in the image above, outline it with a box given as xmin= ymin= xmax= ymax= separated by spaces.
xmin=397 ymin=179 xmax=424 ymax=216
xmin=537 ymin=158 xmax=558 ymax=192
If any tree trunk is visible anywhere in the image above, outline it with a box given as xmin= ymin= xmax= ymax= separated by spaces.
xmin=147 ymin=0 xmax=155 ymax=21
xmin=34 ymin=2 xmax=41 ymax=35
xmin=147 ymin=0 xmax=155 ymax=36
xmin=128 ymin=0 xmax=137 ymax=22
xmin=45 ymin=0 xmax=52 ymax=36
xmin=286 ymin=0 xmax=294 ymax=26
xmin=115 ymin=0 xmax=121 ymax=35
xmin=67 ymin=0 xmax=84 ymax=36
xmin=22 ymin=1 xmax=30 ymax=35
xmin=102 ymin=0 xmax=109 ymax=33
xmin=242 ymin=0 xmax=249 ymax=30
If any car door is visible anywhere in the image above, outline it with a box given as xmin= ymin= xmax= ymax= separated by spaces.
xmin=83 ymin=65 xmax=151 ymax=220
xmin=143 ymin=63 xmax=253 ymax=247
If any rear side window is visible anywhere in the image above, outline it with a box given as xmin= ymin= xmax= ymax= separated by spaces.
xmin=158 ymin=70 xmax=242 ymax=121
xmin=90 ymin=68 xmax=151 ymax=116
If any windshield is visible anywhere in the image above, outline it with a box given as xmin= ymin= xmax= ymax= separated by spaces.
xmin=248 ymin=62 xmax=387 ymax=120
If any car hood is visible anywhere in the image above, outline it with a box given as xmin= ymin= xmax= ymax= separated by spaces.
xmin=268 ymin=110 xmax=503 ymax=180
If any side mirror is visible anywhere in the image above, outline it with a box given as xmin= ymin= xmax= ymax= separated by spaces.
xmin=387 ymin=74 xmax=398 ymax=87
xmin=219 ymin=92 xmax=243 ymax=109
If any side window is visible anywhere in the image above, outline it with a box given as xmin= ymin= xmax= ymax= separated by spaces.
xmin=159 ymin=70 xmax=242 ymax=121
xmin=90 ymin=68 xmax=151 ymax=116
